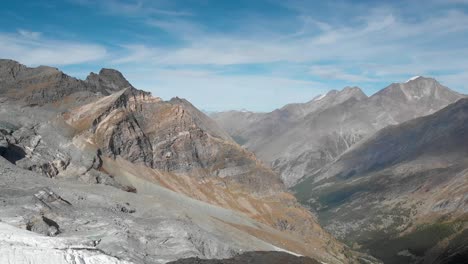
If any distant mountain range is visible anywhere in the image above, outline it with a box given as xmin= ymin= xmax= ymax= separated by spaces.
xmin=294 ymin=97 xmax=468 ymax=263
xmin=212 ymin=77 xmax=464 ymax=187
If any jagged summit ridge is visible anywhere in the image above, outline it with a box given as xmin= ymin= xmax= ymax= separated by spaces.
xmin=86 ymin=68 xmax=134 ymax=93
xmin=0 ymin=60 xmax=135 ymax=106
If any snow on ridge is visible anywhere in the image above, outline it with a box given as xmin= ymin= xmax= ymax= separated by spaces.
xmin=313 ymin=94 xmax=327 ymax=101
xmin=406 ymin=76 xmax=421 ymax=83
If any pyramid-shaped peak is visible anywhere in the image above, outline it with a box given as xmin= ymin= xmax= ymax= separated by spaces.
xmin=341 ymin=86 xmax=365 ymax=95
xmin=86 ymin=68 xmax=133 ymax=91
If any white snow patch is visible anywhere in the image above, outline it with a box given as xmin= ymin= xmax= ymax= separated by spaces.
xmin=406 ymin=76 xmax=421 ymax=83
xmin=313 ymin=94 xmax=327 ymax=101
xmin=272 ymin=245 xmax=302 ymax=256
xmin=0 ymin=223 xmax=133 ymax=264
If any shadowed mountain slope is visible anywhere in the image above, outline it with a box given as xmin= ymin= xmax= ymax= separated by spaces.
xmin=294 ymin=98 xmax=468 ymax=264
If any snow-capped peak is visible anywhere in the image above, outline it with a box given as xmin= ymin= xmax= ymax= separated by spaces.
xmin=406 ymin=76 xmax=421 ymax=83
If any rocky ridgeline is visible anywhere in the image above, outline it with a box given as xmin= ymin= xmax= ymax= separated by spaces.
xmin=0 ymin=59 xmax=132 ymax=106
xmin=0 ymin=59 xmax=367 ymax=264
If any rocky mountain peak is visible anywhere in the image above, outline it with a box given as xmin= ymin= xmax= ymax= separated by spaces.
xmin=86 ymin=68 xmax=133 ymax=92
xmin=0 ymin=59 xmax=61 ymax=83
xmin=341 ymin=86 xmax=364 ymax=93
xmin=337 ymin=86 xmax=367 ymax=99
xmin=371 ymin=76 xmax=463 ymax=103
xmin=313 ymin=86 xmax=367 ymax=106
xmin=35 ymin=65 xmax=60 ymax=73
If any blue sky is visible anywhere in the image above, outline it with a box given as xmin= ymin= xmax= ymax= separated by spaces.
xmin=1 ymin=0 xmax=468 ymax=111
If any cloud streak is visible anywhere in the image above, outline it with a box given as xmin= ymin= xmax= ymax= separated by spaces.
xmin=116 ymin=8 xmax=468 ymax=69
xmin=0 ymin=30 xmax=107 ymax=66
xmin=102 ymin=2 xmax=468 ymax=108
xmin=70 ymin=0 xmax=192 ymax=17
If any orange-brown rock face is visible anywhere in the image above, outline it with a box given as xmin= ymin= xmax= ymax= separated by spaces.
xmin=64 ymin=88 xmax=362 ymax=263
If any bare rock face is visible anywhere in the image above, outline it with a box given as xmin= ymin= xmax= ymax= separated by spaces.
xmin=0 ymin=59 xmax=91 ymax=106
xmin=86 ymin=68 xmax=133 ymax=92
xmin=66 ymin=88 xmax=283 ymax=194
xmin=26 ymin=216 xmax=61 ymax=237
xmin=0 ymin=123 xmax=70 ymax=177
xmin=0 ymin=59 xmax=131 ymax=107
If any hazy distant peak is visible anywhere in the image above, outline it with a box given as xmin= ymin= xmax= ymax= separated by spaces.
xmin=320 ymin=86 xmax=367 ymax=103
xmin=312 ymin=94 xmax=327 ymax=101
xmin=320 ymin=86 xmax=365 ymax=97
xmin=370 ymin=76 xmax=464 ymax=113
xmin=342 ymin=86 xmax=362 ymax=91
xmin=326 ymin=89 xmax=339 ymax=96
xmin=340 ymin=86 xmax=366 ymax=96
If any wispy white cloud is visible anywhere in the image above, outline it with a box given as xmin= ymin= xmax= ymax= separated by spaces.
xmin=0 ymin=30 xmax=107 ymax=66
xmin=5 ymin=0 xmax=468 ymax=111
xmin=117 ymin=8 xmax=468 ymax=68
xmin=70 ymin=0 xmax=192 ymax=17
xmin=309 ymin=65 xmax=375 ymax=83
xmin=105 ymin=3 xmax=468 ymax=109
xmin=17 ymin=29 xmax=42 ymax=39
xmin=146 ymin=18 xmax=201 ymax=38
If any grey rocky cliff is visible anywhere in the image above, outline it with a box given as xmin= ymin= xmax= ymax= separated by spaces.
xmin=86 ymin=68 xmax=134 ymax=92
xmin=0 ymin=59 xmax=132 ymax=107
xmin=66 ymin=87 xmax=283 ymax=194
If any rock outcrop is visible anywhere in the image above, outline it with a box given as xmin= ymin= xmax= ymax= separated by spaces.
xmin=0 ymin=59 xmax=132 ymax=107
xmin=86 ymin=68 xmax=134 ymax=92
